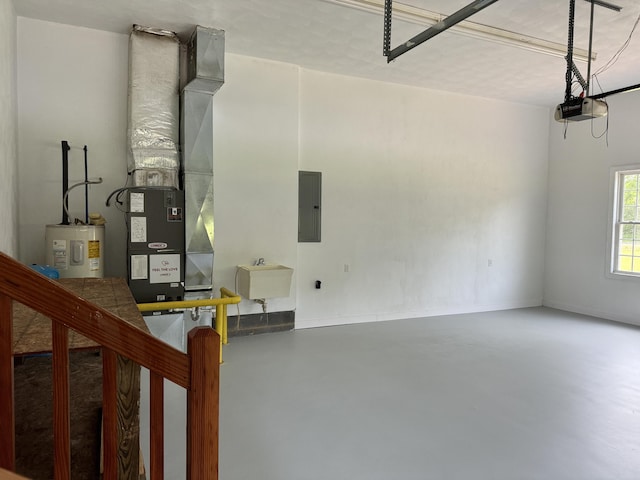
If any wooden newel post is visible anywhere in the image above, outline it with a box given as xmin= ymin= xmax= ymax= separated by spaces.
xmin=0 ymin=293 xmax=15 ymax=471
xmin=186 ymin=327 xmax=220 ymax=480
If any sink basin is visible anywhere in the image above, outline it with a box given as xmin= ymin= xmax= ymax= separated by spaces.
xmin=236 ymin=264 xmax=293 ymax=300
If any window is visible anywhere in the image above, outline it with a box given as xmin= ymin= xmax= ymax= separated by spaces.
xmin=610 ymin=168 xmax=640 ymax=277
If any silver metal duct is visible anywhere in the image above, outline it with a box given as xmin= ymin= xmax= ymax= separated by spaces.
xmin=127 ymin=26 xmax=180 ymax=188
xmin=182 ymin=27 xmax=224 ymax=294
xmin=185 ymin=27 xmax=225 ymax=95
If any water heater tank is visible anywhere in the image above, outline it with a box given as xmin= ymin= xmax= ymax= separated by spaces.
xmin=45 ymin=224 xmax=105 ymax=278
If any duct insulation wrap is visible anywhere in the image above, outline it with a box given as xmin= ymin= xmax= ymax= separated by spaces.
xmin=128 ymin=26 xmax=180 ymax=188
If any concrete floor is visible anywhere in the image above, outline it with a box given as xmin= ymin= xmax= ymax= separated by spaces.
xmin=140 ymin=307 xmax=640 ymax=479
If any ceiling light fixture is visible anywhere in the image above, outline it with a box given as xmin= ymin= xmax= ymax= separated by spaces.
xmin=322 ymin=0 xmax=596 ymax=62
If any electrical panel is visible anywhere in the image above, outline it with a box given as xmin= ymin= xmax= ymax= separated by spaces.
xmin=298 ymin=171 xmax=322 ymax=242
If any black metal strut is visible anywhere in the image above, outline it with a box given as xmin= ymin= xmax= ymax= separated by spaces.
xmin=565 ymin=0 xmax=576 ymax=103
xmin=385 ymin=0 xmax=500 ymax=63
xmin=84 ymin=145 xmax=89 ymax=224
xmin=383 ymin=0 xmax=392 ymax=57
xmin=60 ymin=140 xmax=70 ymax=225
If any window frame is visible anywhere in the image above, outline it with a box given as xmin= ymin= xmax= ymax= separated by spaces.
xmin=607 ymin=165 xmax=640 ymax=280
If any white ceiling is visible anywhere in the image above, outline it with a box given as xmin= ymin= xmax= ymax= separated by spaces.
xmin=14 ymin=0 xmax=640 ymax=106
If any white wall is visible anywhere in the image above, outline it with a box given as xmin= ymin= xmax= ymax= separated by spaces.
xmin=212 ymin=55 xmax=299 ymax=314
xmin=16 ymin=17 xmax=552 ymax=325
xmin=0 ymin=0 xmax=18 ymax=257
xmin=545 ymin=92 xmax=640 ymax=326
xmin=296 ymin=70 xmax=550 ymax=328
xmin=17 ymin=18 xmax=129 ymax=276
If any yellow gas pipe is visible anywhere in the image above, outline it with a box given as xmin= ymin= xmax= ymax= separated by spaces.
xmin=137 ymin=287 xmax=241 ymax=363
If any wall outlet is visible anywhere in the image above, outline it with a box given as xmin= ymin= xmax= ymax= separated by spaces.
xmin=344 ymin=264 xmax=350 ymax=273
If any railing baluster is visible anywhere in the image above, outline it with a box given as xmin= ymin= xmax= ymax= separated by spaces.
xmin=150 ymin=371 xmax=165 ymax=480
xmin=0 ymin=293 xmax=15 ymax=471
xmin=115 ymin=355 xmax=140 ymax=480
xmin=102 ymin=348 xmax=118 ymax=479
xmin=0 ymin=254 xmax=226 ymax=480
xmin=52 ymin=323 xmax=70 ymax=480
xmin=187 ymin=327 xmax=220 ymax=480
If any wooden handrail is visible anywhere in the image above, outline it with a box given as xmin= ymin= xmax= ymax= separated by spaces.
xmin=0 ymin=252 xmax=220 ymax=479
xmin=0 ymin=468 xmax=28 ymax=479
xmin=0 ymin=252 xmax=190 ymax=387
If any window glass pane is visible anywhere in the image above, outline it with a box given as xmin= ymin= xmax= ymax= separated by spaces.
xmin=618 ymin=254 xmax=633 ymax=272
xmin=624 ymin=174 xmax=638 ymax=194
xmin=624 ymin=187 xmax=638 ymax=207
xmin=623 ymin=206 xmax=636 ymax=221
xmin=633 ymin=260 xmax=640 ymax=273
xmin=619 ymin=240 xmax=633 ymax=255
xmin=621 ymin=224 xmax=634 ymax=240
xmin=635 ymin=225 xmax=640 ymax=241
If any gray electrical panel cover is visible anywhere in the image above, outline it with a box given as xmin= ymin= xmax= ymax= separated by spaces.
xmin=299 ymin=171 xmax=321 ymax=242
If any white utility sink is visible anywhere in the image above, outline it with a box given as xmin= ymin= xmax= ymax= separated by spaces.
xmin=237 ymin=264 xmax=293 ymax=300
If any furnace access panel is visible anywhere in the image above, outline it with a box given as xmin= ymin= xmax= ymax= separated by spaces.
xmin=127 ymin=188 xmax=185 ymax=304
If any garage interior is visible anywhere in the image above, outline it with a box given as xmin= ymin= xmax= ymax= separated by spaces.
xmin=2 ymin=0 xmax=640 ymax=478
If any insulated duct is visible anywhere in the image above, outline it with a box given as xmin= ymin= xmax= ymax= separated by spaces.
xmin=127 ymin=26 xmax=180 ymax=188
xmin=182 ymin=27 xmax=225 ymax=294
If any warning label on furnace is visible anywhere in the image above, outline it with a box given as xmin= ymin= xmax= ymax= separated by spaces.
xmin=149 ymin=254 xmax=181 ymax=284
xmin=131 ymin=255 xmax=148 ymax=280
xmin=130 ymin=216 xmax=147 ymax=243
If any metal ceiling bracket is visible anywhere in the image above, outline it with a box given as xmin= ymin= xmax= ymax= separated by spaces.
xmin=583 ymin=0 xmax=622 ymax=12
xmin=385 ymin=0 xmax=500 ymax=62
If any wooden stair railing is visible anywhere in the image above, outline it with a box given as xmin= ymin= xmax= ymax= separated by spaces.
xmin=0 ymin=252 xmax=219 ymax=479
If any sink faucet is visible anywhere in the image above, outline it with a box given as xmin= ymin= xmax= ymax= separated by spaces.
xmin=255 ymin=257 xmax=265 ymax=266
